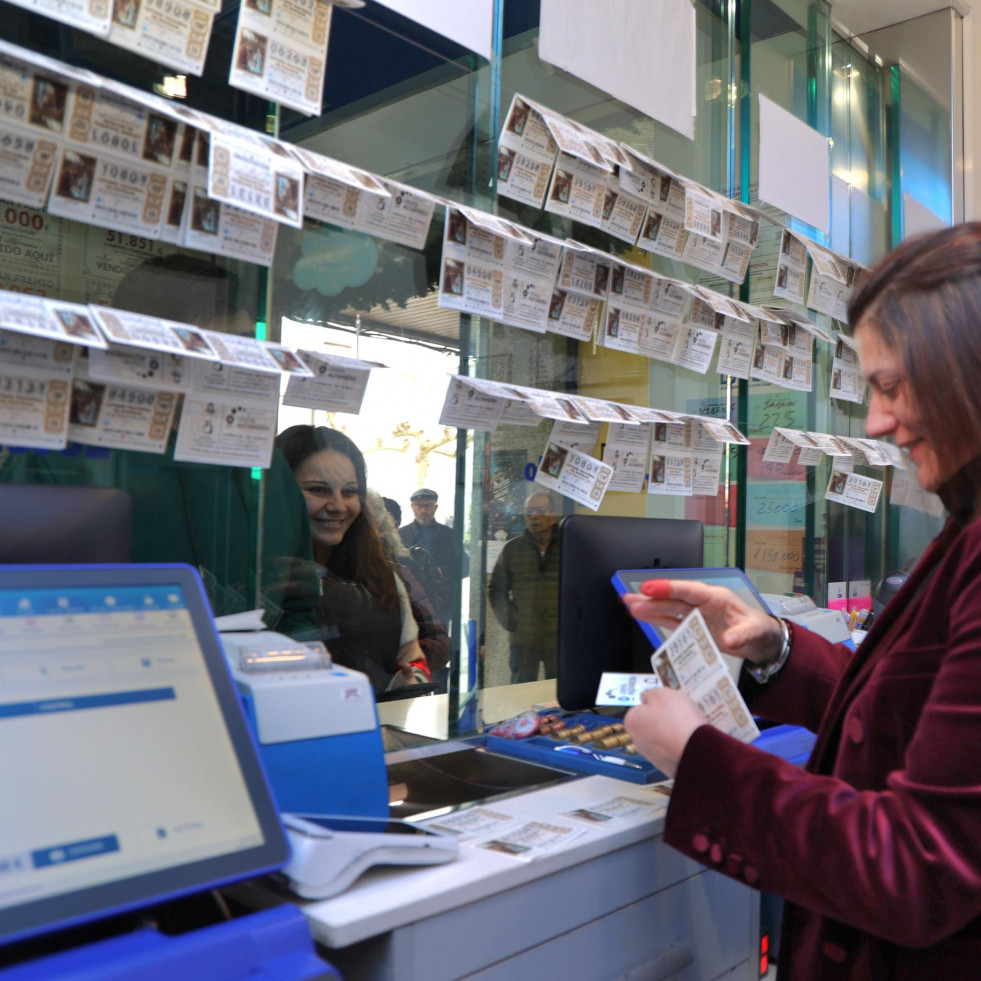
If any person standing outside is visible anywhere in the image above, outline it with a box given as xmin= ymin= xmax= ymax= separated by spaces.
xmin=488 ymin=492 xmax=561 ymax=683
xmin=399 ymin=488 xmax=454 ymax=571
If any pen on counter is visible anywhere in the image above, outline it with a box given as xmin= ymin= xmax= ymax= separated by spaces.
xmin=554 ymin=744 xmax=645 ymax=770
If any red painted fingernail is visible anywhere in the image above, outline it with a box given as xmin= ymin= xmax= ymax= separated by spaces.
xmin=641 ymin=579 xmax=672 ymax=598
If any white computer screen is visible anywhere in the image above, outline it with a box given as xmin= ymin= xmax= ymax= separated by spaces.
xmin=0 ymin=568 xmax=287 ymax=944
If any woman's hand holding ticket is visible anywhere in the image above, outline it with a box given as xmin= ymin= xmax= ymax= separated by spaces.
xmin=621 ymin=579 xmax=782 ymax=666
xmin=624 ymin=687 xmax=708 ymax=778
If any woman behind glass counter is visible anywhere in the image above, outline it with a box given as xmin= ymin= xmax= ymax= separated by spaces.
xmin=275 ymin=424 xmax=428 ymax=695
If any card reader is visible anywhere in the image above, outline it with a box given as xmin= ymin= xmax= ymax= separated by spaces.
xmin=280 ymin=814 xmax=459 ymax=900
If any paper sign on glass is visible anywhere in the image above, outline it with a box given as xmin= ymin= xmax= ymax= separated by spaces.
xmin=108 ymin=0 xmax=213 ymax=77
xmin=534 ymin=440 xmax=613 ymax=512
xmin=229 ymin=0 xmax=331 ymax=117
xmin=282 ymin=350 xmax=374 ymax=413
xmin=0 ymin=329 xmax=74 ymax=450
xmin=68 ymin=356 xmax=177 ymax=453
xmin=175 ymin=359 xmax=280 ymax=468
xmin=825 ymin=469 xmax=883 ymax=513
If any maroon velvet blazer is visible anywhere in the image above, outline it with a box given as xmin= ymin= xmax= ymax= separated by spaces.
xmin=665 ymin=515 xmax=981 ymax=980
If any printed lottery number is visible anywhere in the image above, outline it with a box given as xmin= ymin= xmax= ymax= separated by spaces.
xmin=108 ymin=388 xmax=156 ymax=406
xmin=0 ymin=376 xmax=46 ymax=395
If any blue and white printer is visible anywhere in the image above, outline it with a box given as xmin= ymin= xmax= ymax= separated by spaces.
xmin=220 ymin=630 xmax=390 ymax=819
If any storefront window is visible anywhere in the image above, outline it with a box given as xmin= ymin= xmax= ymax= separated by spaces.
xmin=0 ymin=0 xmax=962 ymax=738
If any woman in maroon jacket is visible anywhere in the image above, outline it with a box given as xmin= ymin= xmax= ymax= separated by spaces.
xmin=623 ymin=223 xmax=981 ymax=980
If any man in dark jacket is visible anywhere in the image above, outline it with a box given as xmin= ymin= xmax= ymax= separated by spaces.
xmin=487 ymin=491 xmax=560 ymax=683
xmin=399 ymin=488 xmax=454 ymax=570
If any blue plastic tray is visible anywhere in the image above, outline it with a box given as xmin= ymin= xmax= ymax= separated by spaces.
xmin=484 ymin=712 xmax=817 ymax=784
xmin=484 ymin=711 xmax=667 ymax=785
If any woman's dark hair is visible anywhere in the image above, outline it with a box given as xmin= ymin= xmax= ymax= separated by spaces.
xmin=848 ymin=222 xmax=981 ymax=479
xmin=275 ymin=424 xmax=397 ymax=610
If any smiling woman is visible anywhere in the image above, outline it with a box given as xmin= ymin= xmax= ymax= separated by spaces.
xmin=621 ymin=223 xmax=981 ymax=981
xmin=275 ymin=424 xmax=428 ymax=695
xmin=851 ymin=223 xmax=981 ymax=492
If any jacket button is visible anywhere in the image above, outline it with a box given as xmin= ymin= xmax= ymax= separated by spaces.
xmin=822 ymin=941 xmax=847 ymax=962
xmin=710 ymin=843 xmax=724 ymax=864
xmin=692 ymin=833 xmax=710 ymax=854
xmin=743 ymin=865 xmax=759 ymax=885
xmin=847 ymin=717 xmax=865 ymax=743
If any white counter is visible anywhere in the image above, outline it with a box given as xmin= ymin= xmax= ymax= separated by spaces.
xmin=296 ymin=771 xmax=670 ymax=948
xmin=251 ymin=767 xmax=760 ymax=981
xmin=234 ymin=683 xmax=761 ymax=979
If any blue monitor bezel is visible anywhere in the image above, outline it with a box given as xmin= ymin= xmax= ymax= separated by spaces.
xmin=0 ymin=563 xmax=290 ymax=947
xmin=611 ymin=566 xmax=772 ymax=650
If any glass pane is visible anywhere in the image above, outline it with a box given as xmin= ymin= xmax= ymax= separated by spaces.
xmin=477 ymin=1 xmax=736 ymax=706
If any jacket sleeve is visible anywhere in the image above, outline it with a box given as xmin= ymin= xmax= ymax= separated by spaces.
xmin=664 ymin=539 xmax=981 ymax=948
xmin=487 ymin=545 xmax=515 ymax=631
xmin=739 ymin=622 xmax=853 ymax=732
xmin=400 ymin=563 xmax=449 ymax=670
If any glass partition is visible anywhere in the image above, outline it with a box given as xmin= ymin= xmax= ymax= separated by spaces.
xmin=0 ymin=0 xmax=964 ymax=738
xmin=477 ymin=1 xmax=736 ymax=701
xmin=0 ymin=6 xmax=292 ymax=622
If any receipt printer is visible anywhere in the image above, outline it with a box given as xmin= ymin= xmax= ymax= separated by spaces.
xmin=760 ymin=593 xmax=852 ymax=646
xmin=222 ymin=632 xmax=389 ymax=819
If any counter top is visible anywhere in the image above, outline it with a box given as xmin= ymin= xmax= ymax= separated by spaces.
xmin=376 ymin=679 xmax=558 ymax=740
xmin=288 ymin=771 xmax=671 ymax=948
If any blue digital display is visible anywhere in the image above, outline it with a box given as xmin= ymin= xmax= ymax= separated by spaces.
xmin=0 ymin=585 xmax=188 ymax=618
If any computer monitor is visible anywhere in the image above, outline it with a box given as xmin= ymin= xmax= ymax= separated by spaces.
xmin=611 ymin=567 xmax=772 ymax=649
xmin=557 ymin=514 xmax=704 ymax=709
xmin=0 ymin=485 xmax=132 ymax=563
xmin=0 ymin=564 xmax=289 ymax=947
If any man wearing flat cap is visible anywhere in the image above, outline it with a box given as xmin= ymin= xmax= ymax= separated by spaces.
xmin=400 ymin=489 xmax=466 ymax=623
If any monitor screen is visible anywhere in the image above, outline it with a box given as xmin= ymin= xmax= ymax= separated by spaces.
xmin=0 ymin=565 xmax=288 ymax=946
xmin=611 ymin=566 xmax=772 ymax=649
xmin=0 ymin=485 xmax=132 ymax=563
xmin=557 ymin=514 xmax=704 ymax=710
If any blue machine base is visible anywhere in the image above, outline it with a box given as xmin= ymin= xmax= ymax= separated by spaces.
xmin=241 ymin=693 xmax=389 ymax=819
xmin=0 ymin=906 xmax=335 ymax=981
xmin=484 ymin=712 xmax=817 ymax=781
